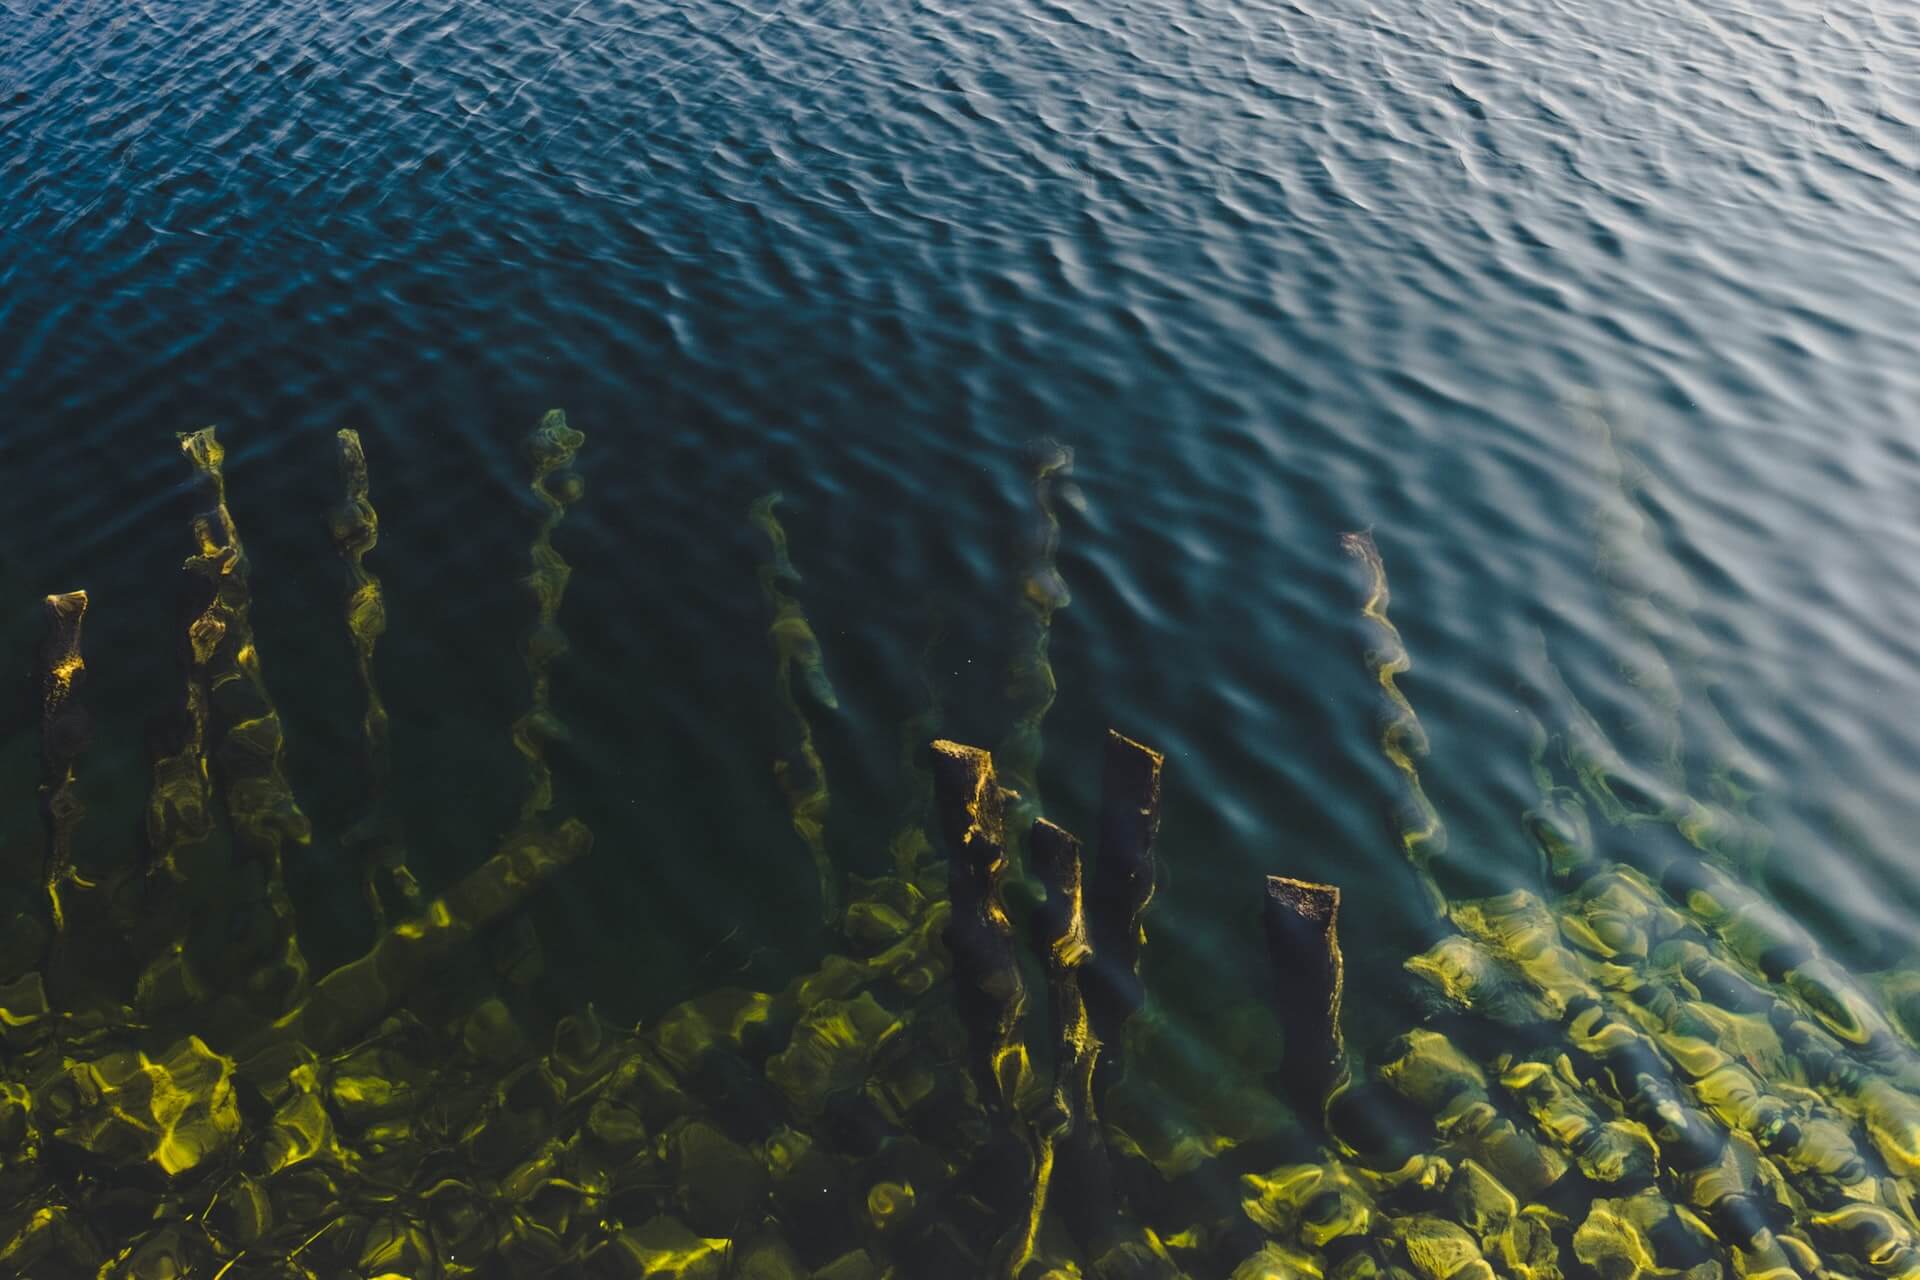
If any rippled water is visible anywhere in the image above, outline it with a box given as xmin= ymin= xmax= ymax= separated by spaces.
xmin=4 ymin=0 xmax=1920 ymax=1098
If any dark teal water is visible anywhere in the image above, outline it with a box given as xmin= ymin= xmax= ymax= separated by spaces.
xmin=3 ymin=0 xmax=1919 ymax=1066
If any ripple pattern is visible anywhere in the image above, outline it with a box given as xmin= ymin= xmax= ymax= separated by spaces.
xmin=2 ymin=0 xmax=1918 ymax=1028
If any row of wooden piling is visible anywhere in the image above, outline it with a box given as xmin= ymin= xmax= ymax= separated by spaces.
xmin=19 ymin=418 xmax=597 ymax=1047
xmin=11 ymin=425 xmax=1378 ymax=1280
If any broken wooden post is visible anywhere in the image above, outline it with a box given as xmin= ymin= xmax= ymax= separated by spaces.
xmin=329 ymin=429 xmax=420 ymax=926
xmin=142 ymin=565 xmax=218 ymax=889
xmin=511 ymin=409 xmax=586 ymax=828
xmin=929 ymin=740 xmax=1032 ymax=1115
xmin=177 ymin=426 xmax=312 ymax=1010
xmin=1262 ymin=875 xmax=1350 ymax=1118
xmin=1025 ymin=817 xmax=1137 ymax=1272
xmin=1084 ymin=729 xmax=1163 ymax=1098
xmin=39 ymin=590 xmax=90 ymax=938
xmin=752 ymin=492 xmax=842 ymax=924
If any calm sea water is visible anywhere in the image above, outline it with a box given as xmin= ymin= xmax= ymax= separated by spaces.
xmin=3 ymin=0 xmax=1918 ymax=1069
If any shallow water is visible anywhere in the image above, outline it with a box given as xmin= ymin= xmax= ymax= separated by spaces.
xmin=4 ymin=0 xmax=1920 ymax=1203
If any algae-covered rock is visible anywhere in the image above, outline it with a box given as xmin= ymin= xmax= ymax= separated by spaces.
xmin=0 ymin=1202 xmax=103 ymax=1276
xmin=0 ymin=972 xmax=51 ymax=1055
xmin=596 ymin=1214 xmax=731 ymax=1279
xmin=121 ymin=1222 xmax=208 ymax=1280
xmin=843 ymin=900 xmax=913 ymax=951
xmin=257 ymin=1087 xmax=336 ymax=1173
xmin=462 ymin=995 xmax=531 ymax=1064
xmin=0 ymin=1080 xmax=33 ymax=1155
xmin=732 ymin=1230 xmax=810 ymax=1280
xmin=1404 ymin=936 xmax=1552 ymax=1028
xmin=668 ymin=1119 xmax=768 ymax=1236
xmin=812 ymin=1249 xmax=882 ymax=1280
xmin=1241 ymin=1164 xmax=1339 ymax=1238
xmin=359 ymin=1213 xmax=437 ymax=1277
xmin=459 ymin=1098 xmax=544 ymax=1171
xmin=204 ymin=1174 xmax=274 ymax=1250
xmin=588 ymin=1097 xmax=650 ymax=1155
xmin=1378 ymin=1030 xmax=1567 ymax=1200
xmin=550 ymin=1005 xmax=621 ymax=1096
xmin=40 ymin=1035 xmax=239 ymax=1178
xmin=327 ymin=1044 xmax=425 ymax=1139
xmin=765 ymin=992 xmax=903 ymax=1118
xmin=424 ymin=1176 xmax=494 ymax=1268
xmin=1447 ymin=1159 xmax=1517 ymax=1242
xmin=1498 ymin=1058 xmax=1658 ymax=1187
xmin=1573 ymin=1191 xmax=1718 ymax=1280
xmin=1393 ymin=1215 xmax=1495 ymax=1280
xmin=654 ymin=987 xmax=777 ymax=1075
xmin=1232 ymin=1242 xmax=1329 ymax=1280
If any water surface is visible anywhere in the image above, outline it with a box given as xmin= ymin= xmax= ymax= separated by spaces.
xmin=4 ymin=0 xmax=1919 ymax=1077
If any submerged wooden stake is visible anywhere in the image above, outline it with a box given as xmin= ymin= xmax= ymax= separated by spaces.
xmin=178 ymin=426 xmax=312 ymax=1007
xmin=39 ymin=590 xmax=91 ymax=937
xmin=1262 ymin=874 xmax=1350 ymax=1116
xmin=243 ymin=818 xmax=593 ymax=1062
xmin=751 ymin=492 xmax=842 ymax=923
xmin=511 ymin=409 xmax=586 ymax=828
xmin=143 ymin=557 xmax=218 ymax=886
xmin=330 ymin=429 xmax=420 ymax=926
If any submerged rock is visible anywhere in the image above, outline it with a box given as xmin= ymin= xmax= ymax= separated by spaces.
xmin=39 ymin=1036 xmax=239 ymax=1178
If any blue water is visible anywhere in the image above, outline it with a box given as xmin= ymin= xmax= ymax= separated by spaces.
xmin=3 ymin=0 xmax=1919 ymax=1058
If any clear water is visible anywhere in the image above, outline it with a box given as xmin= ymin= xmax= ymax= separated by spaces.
xmin=4 ymin=0 xmax=1920 ymax=1217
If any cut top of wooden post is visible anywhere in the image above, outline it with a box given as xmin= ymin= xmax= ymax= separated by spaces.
xmin=1095 ymin=729 xmax=1163 ymax=885
xmin=1083 ymin=729 xmax=1164 ymax=1040
xmin=1263 ymin=875 xmax=1348 ymax=1108
xmin=930 ymin=740 xmax=1009 ymax=889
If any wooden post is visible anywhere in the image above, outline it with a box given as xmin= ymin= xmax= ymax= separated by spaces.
xmin=751 ymin=492 xmax=841 ymax=923
xmin=930 ymin=740 xmax=1031 ymax=1115
xmin=178 ymin=427 xmax=311 ymax=1009
xmin=330 ymin=429 xmax=421 ymax=926
xmin=1027 ymin=818 xmax=1132 ymax=1269
xmin=511 ymin=409 xmax=586 ymax=828
xmin=1084 ymin=729 xmax=1163 ymax=1097
xmin=38 ymin=590 xmax=90 ymax=938
xmin=1263 ymin=875 xmax=1350 ymax=1115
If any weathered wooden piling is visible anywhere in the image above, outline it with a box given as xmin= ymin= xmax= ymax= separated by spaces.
xmin=142 ymin=567 xmax=218 ymax=887
xmin=1084 ymin=729 xmax=1164 ymax=1090
xmin=752 ymin=492 xmax=842 ymax=923
xmin=38 ymin=589 xmax=90 ymax=938
xmin=329 ymin=428 xmax=420 ymax=926
xmin=1262 ymin=875 xmax=1350 ymax=1117
xmin=1027 ymin=817 xmax=1142 ymax=1273
xmin=511 ymin=409 xmax=586 ymax=828
xmin=178 ymin=426 xmax=312 ymax=1007
xmin=930 ymin=740 xmax=1032 ymax=1115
